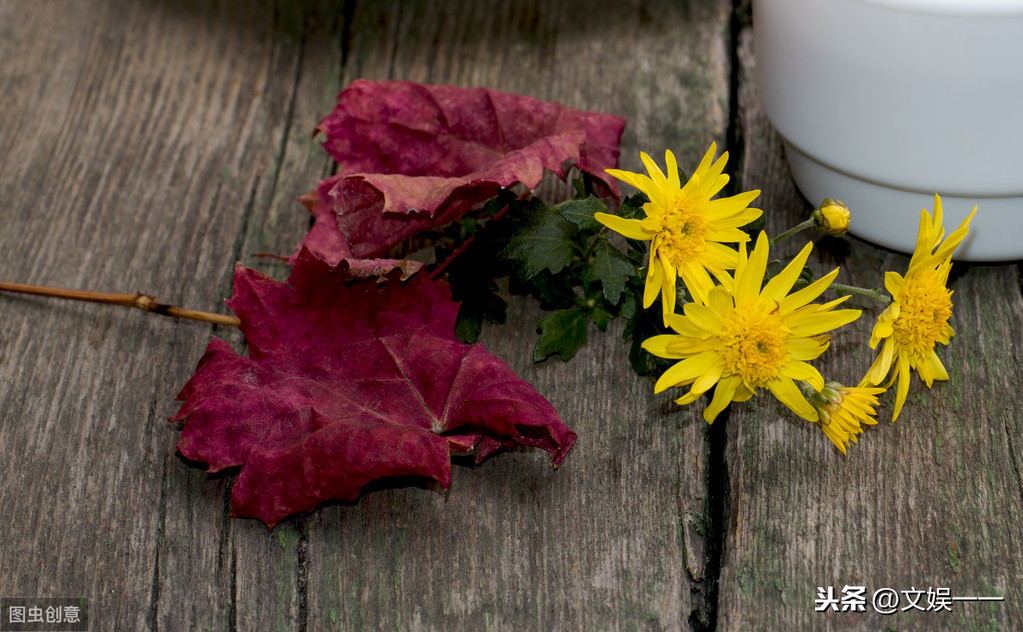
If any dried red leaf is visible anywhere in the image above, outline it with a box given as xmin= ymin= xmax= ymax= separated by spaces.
xmin=172 ymin=249 xmax=577 ymax=527
xmin=293 ymin=175 xmax=422 ymax=279
xmin=300 ymin=79 xmax=626 ymax=260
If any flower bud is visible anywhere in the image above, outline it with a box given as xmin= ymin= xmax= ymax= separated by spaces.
xmin=804 ymin=380 xmax=885 ymax=454
xmin=812 ymin=199 xmax=850 ymax=237
xmin=807 ymin=381 xmax=843 ymax=420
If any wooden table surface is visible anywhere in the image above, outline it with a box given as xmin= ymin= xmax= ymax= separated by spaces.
xmin=3 ymin=1 xmax=1022 ymax=630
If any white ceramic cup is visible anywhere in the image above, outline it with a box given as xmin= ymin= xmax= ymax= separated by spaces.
xmin=754 ymin=0 xmax=1023 ymax=261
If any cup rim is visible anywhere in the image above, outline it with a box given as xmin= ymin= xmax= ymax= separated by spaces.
xmin=850 ymin=0 xmax=1023 ymax=15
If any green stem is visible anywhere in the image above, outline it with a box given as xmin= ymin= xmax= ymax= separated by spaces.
xmin=770 ymin=219 xmax=815 ymax=245
xmin=580 ymin=233 xmax=606 ymax=260
xmin=830 ymin=282 xmax=892 ymax=306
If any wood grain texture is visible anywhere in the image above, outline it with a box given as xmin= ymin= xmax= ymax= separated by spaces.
xmin=0 ymin=0 xmax=313 ymax=629
xmin=715 ymin=27 xmax=1023 ymax=631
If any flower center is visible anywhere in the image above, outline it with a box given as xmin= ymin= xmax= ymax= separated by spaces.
xmin=891 ymin=270 xmax=952 ymax=359
xmin=655 ymin=193 xmax=708 ymax=267
xmin=716 ymin=302 xmax=788 ymax=388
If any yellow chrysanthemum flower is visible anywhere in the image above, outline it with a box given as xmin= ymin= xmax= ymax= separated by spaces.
xmin=864 ymin=195 xmax=976 ymax=420
xmin=808 ymin=381 xmax=884 ymax=454
xmin=595 ymin=143 xmax=762 ymax=319
xmin=643 ymin=232 xmax=861 ymax=423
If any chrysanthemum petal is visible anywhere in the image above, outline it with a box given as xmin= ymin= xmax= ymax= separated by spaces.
xmin=884 ymin=271 xmax=905 ymax=296
xmin=676 ymin=387 xmax=705 ymax=406
xmin=660 ymin=252 xmax=679 ymax=315
xmin=664 ymin=150 xmax=681 ymax=189
xmin=787 ymin=308 xmax=861 ymax=337
xmin=695 ymin=142 xmax=717 ymax=174
xmin=643 ymin=334 xmax=687 ymax=359
xmin=781 ymin=361 xmax=825 ymax=391
xmin=709 ymin=266 xmax=736 ymax=290
xmin=680 ymin=260 xmax=716 ymax=306
xmin=665 ymin=313 xmax=705 ymax=337
xmin=761 ymin=241 xmax=814 ymax=303
xmin=766 ymin=377 xmax=817 ymax=422
xmin=643 ymin=256 xmax=662 ymax=308
xmin=682 ymin=302 xmax=723 ymax=334
xmin=707 ymin=285 xmax=733 ymax=316
xmin=734 ymin=232 xmax=769 ymax=302
xmin=595 ymin=213 xmax=651 ymax=240
xmin=690 ymin=363 xmax=726 ymax=398
xmin=865 ymin=338 xmax=893 ymax=386
xmin=705 ymin=227 xmax=753 ymax=243
xmin=788 ymin=335 xmax=831 ymax=361
xmin=777 ymin=266 xmax=841 ymax=313
xmin=605 ymin=168 xmax=656 ymax=197
xmin=822 ymin=424 xmax=850 ymax=454
xmin=926 ymin=350 xmax=949 ymax=383
xmin=705 ymin=153 xmax=729 ymax=188
xmin=704 ymin=376 xmax=742 ymax=423
xmin=707 ymin=173 xmax=730 ymax=198
xmin=654 ymin=353 xmax=719 ymax=394
xmin=640 ymin=152 xmax=669 ymax=190
xmin=708 ymin=190 xmax=760 ymax=218
xmin=891 ymin=355 xmax=912 ymax=421
xmin=878 ymin=336 xmax=896 ymax=380
xmin=931 ymin=205 xmax=976 ymax=264
xmin=872 ymin=319 xmax=894 ymax=342
xmin=733 ymin=383 xmax=756 ymax=402
xmin=700 ymin=242 xmax=740 ymax=269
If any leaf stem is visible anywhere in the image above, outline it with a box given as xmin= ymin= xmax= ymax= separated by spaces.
xmin=829 ymin=282 xmax=892 ymax=306
xmin=0 ymin=281 xmax=240 ymax=326
xmin=770 ymin=219 xmax=815 ymax=245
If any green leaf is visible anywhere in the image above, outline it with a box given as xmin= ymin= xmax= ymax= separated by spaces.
xmin=618 ymin=290 xmax=638 ymax=320
xmin=510 ymin=270 xmax=578 ymax=311
xmin=585 ymin=240 xmax=636 ymax=305
xmin=534 ymin=308 xmax=588 ymax=362
xmin=618 ymin=191 xmax=649 ymax=221
xmin=557 ymin=195 xmax=608 ymax=232
xmin=485 ymin=188 xmax=519 ymax=215
xmin=622 ymin=300 xmax=674 ymax=376
xmin=762 ymin=258 xmax=785 ymax=290
xmin=591 ymin=306 xmax=611 ymax=332
xmin=500 ymin=198 xmax=578 ymax=280
xmin=453 ymin=283 xmax=507 ymax=343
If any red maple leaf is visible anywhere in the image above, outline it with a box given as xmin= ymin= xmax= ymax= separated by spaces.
xmin=297 ymin=79 xmax=626 ymax=260
xmin=171 ymin=249 xmax=577 ymax=527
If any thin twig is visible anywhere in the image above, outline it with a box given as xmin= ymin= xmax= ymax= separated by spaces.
xmin=0 ymin=281 xmax=240 ymax=327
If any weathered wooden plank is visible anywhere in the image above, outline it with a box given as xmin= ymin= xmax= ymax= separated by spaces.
xmin=298 ymin=0 xmax=732 ymax=629
xmin=229 ymin=2 xmax=351 ymax=631
xmin=716 ymin=26 xmax=1023 ymax=631
xmin=0 ymin=0 xmax=319 ymax=628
